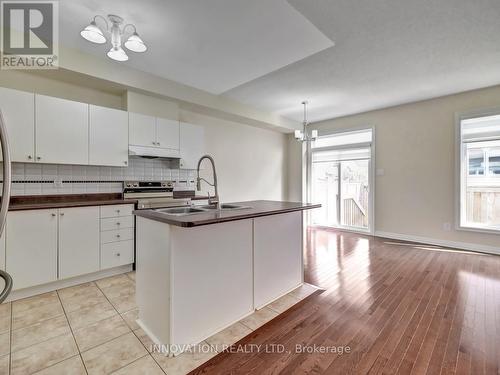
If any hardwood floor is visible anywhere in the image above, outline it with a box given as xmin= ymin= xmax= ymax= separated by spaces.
xmin=192 ymin=227 xmax=500 ymax=374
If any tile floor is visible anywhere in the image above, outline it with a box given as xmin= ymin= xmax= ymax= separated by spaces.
xmin=0 ymin=272 xmax=319 ymax=375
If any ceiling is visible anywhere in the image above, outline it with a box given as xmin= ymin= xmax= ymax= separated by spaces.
xmin=60 ymin=0 xmax=500 ymax=123
xmin=59 ymin=0 xmax=333 ymax=94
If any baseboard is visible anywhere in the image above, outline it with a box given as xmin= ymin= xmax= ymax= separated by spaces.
xmin=374 ymin=231 xmax=500 ymax=256
xmin=5 ymin=264 xmax=133 ymax=302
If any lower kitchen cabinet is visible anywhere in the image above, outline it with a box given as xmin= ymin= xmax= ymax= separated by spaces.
xmin=6 ymin=209 xmax=58 ymax=290
xmin=59 ymin=206 xmax=100 ymax=279
xmin=5 ymin=204 xmax=135 ymax=291
xmin=101 ymin=240 xmax=134 ymax=269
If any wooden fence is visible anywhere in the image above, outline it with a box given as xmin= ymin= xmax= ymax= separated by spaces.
xmin=466 ymin=188 xmax=500 ymax=225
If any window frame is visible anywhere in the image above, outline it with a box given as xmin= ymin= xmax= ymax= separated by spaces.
xmin=456 ymin=108 xmax=500 ymax=234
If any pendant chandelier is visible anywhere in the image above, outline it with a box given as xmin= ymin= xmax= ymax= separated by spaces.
xmin=80 ymin=14 xmax=147 ymax=62
xmin=294 ymin=101 xmax=318 ymax=143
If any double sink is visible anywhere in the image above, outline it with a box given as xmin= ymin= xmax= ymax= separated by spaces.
xmin=156 ymin=204 xmax=251 ymax=216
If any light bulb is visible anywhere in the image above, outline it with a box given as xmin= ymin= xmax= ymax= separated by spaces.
xmin=107 ymin=46 xmax=128 ymax=61
xmin=124 ymin=32 xmax=147 ymax=53
xmin=80 ymin=21 xmax=106 ymax=44
xmin=294 ymin=130 xmax=304 ymax=141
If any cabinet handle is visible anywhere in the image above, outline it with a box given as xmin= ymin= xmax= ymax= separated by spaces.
xmin=116 ymin=234 xmax=121 ymax=238
xmin=51 ymin=213 xmax=56 ymax=217
xmin=60 ymin=212 xmax=64 ymax=216
xmin=116 ymin=222 xmax=121 ymax=226
xmin=124 ymin=161 xmax=128 ymax=165
xmin=27 ymin=155 xmax=32 ymax=160
xmin=36 ymin=156 xmax=41 ymax=160
xmin=116 ymin=252 xmax=121 ymax=257
xmin=157 ymin=142 xmax=161 ymax=146
xmin=116 ymin=209 xmax=121 ymax=213
xmin=152 ymin=141 xmax=156 ymax=145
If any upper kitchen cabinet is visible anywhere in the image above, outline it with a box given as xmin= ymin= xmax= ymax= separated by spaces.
xmin=156 ymin=117 xmax=180 ymax=150
xmin=89 ymin=105 xmax=129 ymax=167
xmin=129 ymin=112 xmax=156 ymax=147
xmin=35 ymin=94 xmax=89 ymax=165
xmin=180 ymin=122 xmax=205 ymax=169
xmin=0 ymin=87 xmax=35 ymax=163
xmin=129 ymin=112 xmax=181 ymax=157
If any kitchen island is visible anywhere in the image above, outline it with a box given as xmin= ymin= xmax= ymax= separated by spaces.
xmin=134 ymin=200 xmax=319 ymax=355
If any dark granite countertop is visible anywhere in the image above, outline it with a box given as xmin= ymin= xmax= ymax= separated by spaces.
xmin=133 ymin=200 xmax=321 ymax=228
xmin=6 ymin=193 xmax=138 ymax=211
xmin=4 ymin=193 xmax=211 ymax=211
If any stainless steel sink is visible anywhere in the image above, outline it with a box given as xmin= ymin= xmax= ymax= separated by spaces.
xmin=155 ymin=207 xmax=206 ymax=215
xmin=155 ymin=204 xmax=252 ymax=216
xmin=197 ymin=204 xmax=251 ymax=211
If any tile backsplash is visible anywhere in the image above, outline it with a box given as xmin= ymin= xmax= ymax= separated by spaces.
xmin=1 ymin=157 xmax=196 ymax=196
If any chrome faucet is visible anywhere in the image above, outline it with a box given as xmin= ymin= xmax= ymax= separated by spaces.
xmin=196 ymin=155 xmax=220 ymax=210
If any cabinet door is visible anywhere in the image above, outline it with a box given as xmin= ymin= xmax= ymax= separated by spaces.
xmin=6 ymin=209 xmax=58 ymax=290
xmin=35 ymin=94 xmax=89 ymax=165
xmin=89 ymin=105 xmax=129 ymax=167
xmin=156 ymin=117 xmax=180 ymax=150
xmin=180 ymin=122 xmax=205 ymax=169
xmin=59 ymin=206 xmax=100 ymax=279
xmin=129 ymin=112 xmax=156 ymax=147
xmin=0 ymin=87 xmax=35 ymax=162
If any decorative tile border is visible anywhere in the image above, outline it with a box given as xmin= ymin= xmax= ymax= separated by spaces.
xmin=0 ymin=157 xmax=197 ymax=196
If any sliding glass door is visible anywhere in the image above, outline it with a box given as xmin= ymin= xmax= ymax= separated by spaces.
xmin=311 ymin=161 xmax=340 ymax=227
xmin=309 ymin=129 xmax=373 ymax=232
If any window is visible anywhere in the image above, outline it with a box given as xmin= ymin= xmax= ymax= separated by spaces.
xmin=459 ymin=114 xmax=500 ymax=231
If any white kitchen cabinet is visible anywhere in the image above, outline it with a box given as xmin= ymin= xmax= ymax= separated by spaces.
xmin=35 ymin=94 xmax=89 ymax=165
xmin=156 ymin=117 xmax=180 ymax=150
xmin=129 ymin=112 xmax=156 ymax=147
xmin=89 ymin=105 xmax=129 ymax=167
xmin=180 ymin=122 xmax=205 ymax=169
xmin=59 ymin=206 xmax=100 ymax=279
xmin=101 ymin=240 xmax=134 ymax=269
xmin=6 ymin=209 xmax=58 ymax=290
xmin=0 ymin=87 xmax=35 ymax=163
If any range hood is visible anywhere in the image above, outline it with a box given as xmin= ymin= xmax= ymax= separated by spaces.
xmin=129 ymin=145 xmax=181 ymax=159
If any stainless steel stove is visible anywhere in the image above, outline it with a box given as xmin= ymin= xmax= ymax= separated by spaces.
xmin=123 ymin=181 xmax=190 ymax=209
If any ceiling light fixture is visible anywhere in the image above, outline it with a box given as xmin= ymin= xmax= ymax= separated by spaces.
xmin=295 ymin=101 xmax=318 ymax=143
xmin=80 ymin=14 xmax=147 ymax=62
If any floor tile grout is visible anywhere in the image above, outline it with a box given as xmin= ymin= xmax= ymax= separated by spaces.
xmin=130 ymin=329 xmax=167 ymax=374
xmin=55 ymin=289 xmax=89 ymax=375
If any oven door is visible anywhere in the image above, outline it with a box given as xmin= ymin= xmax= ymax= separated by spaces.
xmin=136 ymin=198 xmax=191 ymax=210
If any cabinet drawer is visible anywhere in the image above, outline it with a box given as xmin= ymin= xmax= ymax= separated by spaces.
xmin=101 ymin=240 xmax=134 ymax=269
xmin=100 ymin=204 xmax=134 ymax=218
xmin=101 ymin=228 xmax=134 ymax=244
xmin=100 ymin=216 xmax=134 ymax=231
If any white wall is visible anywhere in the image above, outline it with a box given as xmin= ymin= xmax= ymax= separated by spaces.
xmin=289 ymin=85 xmax=500 ymax=251
xmin=125 ymin=91 xmax=288 ymax=202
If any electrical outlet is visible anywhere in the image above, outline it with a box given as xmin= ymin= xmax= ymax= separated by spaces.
xmin=443 ymin=222 xmax=451 ymax=231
